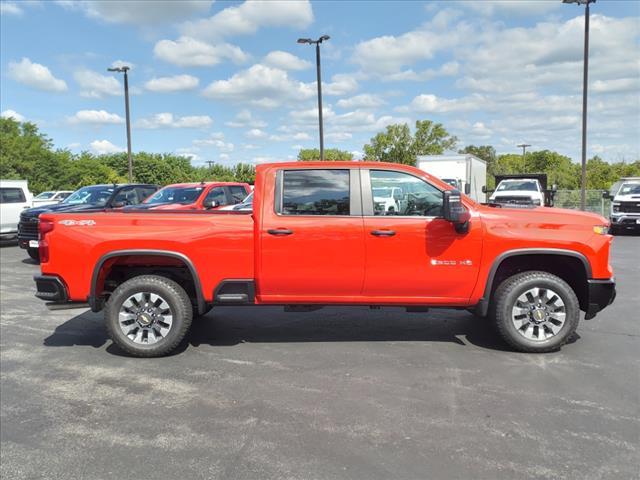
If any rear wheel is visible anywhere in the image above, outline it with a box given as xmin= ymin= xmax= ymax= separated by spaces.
xmin=27 ymin=247 xmax=40 ymax=261
xmin=492 ymin=271 xmax=580 ymax=353
xmin=105 ymin=275 xmax=192 ymax=357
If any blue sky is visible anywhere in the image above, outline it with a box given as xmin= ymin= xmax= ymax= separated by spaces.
xmin=1 ymin=0 xmax=639 ymax=166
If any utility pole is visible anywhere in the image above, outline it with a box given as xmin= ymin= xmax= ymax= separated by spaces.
xmin=517 ymin=143 xmax=531 ymax=171
xmin=562 ymin=0 xmax=596 ymax=210
xmin=206 ymin=160 xmax=214 ymax=169
xmin=297 ymin=35 xmax=330 ymax=160
xmin=107 ymin=66 xmax=133 ymax=182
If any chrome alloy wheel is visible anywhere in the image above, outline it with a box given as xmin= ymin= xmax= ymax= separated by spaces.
xmin=118 ymin=292 xmax=173 ymax=345
xmin=511 ymin=287 xmax=566 ymax=342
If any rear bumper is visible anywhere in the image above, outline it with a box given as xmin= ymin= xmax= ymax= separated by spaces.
xmin=585 ymin=278 xmax=616 ymax=320
xmin=34 ymin=275 xmax=68 ymax=302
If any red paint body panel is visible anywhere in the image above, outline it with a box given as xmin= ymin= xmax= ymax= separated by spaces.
xmin=39 ymin=161 xmax=613 ymax=308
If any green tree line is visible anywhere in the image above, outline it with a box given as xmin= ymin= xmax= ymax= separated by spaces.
xmin=0 ymin=118 xmax=255 ymax=193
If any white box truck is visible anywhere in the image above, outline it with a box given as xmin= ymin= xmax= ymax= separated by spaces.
xmin=416 ymin=154 xmax=487 ymax=203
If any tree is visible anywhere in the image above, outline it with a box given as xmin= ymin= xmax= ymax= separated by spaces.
xmin=458 ymin=145 xmax=497 ymax=164
xmin=363 ymin=120 xmax=457 ymax=165
xmin=297 ymin=148 xmax=353 ymax=161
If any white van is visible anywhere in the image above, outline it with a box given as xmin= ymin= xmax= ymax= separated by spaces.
xmin=1 ymin=180 xmax=32 ymax=240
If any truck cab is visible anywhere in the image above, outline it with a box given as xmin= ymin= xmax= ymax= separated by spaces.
xmin=605 ymin=177 xmax=640 ymax=234
xmin=490 ymin=178 xmax=545 ymax=207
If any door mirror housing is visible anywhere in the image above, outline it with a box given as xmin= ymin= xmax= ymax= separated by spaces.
xmin=602 ymin=191 xmax=611 ymax=200
xmin=481 ymin=185 xmax=487 ymax=194
xmin=464 ymin=183 xmax=471 ymax=195
xmin=203 ymin=199 xmax=219 ymax=209
xmin=443 ymin=190 xmax=470 ymax=233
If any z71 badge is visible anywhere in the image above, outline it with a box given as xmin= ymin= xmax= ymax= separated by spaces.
xmin=57 ymin=219 xmax=96 ymax=226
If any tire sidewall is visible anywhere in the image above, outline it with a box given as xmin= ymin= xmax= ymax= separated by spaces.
xmin=497 ymin=274 xmax=579 ymax=351
xmin=105 ymin=276 xmax=191 ymax=356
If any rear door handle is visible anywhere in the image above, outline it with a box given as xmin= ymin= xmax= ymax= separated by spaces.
xmin=267 ymin=228 xmax=293 ymax=236
xmin=370 ymin=230 xmax=396 ymax=237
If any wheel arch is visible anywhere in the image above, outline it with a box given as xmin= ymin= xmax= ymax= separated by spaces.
xmin=90 ymin=249 xmax=206 ymax=315
xmin=476 ymin=248 xmax=592 ymax=317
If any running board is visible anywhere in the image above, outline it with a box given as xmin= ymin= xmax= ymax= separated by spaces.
xmin=216 ymin=293 xmax=249 ymax=303
xmin=45 ymin=302 xmax=90 ymax=311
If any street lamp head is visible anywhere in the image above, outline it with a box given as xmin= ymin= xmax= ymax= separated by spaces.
xmin=319 ymin=35 xmax=330 ymax=42
xmin=107 ymin=66 xmax=130 ymax=73
xmin=297 ymin=38 xmax=312 ymax=44
xmin=562 ymin=0 xmax=595 ymax=5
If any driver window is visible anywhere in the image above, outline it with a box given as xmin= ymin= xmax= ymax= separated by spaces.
xmin=204 ymin=187 xmax=227 ymax=206
xmin=112 ymin=187 xmax=139 ymax=205
xmin=370 ymin=170 xmax=443 ymax=217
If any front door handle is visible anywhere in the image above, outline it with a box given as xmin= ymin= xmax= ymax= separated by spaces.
xmin=267 ymin=228 xmax=293 ymax=236
xmin=370 ymin=229 xmax=396 ymax=237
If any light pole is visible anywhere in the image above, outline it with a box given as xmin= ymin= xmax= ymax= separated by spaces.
xmin=562 ymin=0 xmax=595 ymax=211
xmin=107 ymin=65 xmax=133 ymax=182
xmin=517 ymin=143 xmax=531 ymax=171
xmin=297 ymin=35 xmax=330 ymax=160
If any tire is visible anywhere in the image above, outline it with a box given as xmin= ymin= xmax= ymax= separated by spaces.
xmin=491 ymin=271 xmax=580 ymax=353
xmin=105 ymin=275 xmax=193 ymax=357
xmin=27 ymin=247 xmax=40 ymax=261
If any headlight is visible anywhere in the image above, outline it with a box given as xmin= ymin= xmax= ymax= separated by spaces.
xmin=612 ymin=202 xmax=620 ymax=213
xmin=593 ymin=225 xmax=608 ymax=235
xmin=532 ymin=199 xmax=541 ymax=206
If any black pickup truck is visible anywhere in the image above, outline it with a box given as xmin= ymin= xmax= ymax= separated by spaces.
xmin=18 ymin=183 xmax=158 ymax=260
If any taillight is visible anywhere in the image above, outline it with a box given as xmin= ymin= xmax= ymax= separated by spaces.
xmin=39 ymin=219 xmax=54 ymax=263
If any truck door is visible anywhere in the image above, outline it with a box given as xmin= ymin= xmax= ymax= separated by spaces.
xmin=259 ymin=168 xmax=365 ymax=301
xmin=361 ymin=169 xmax=482 ymax=303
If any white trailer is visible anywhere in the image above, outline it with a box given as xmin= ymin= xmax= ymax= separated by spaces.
xmin=416 ymin=154 xmax=487 ymax=203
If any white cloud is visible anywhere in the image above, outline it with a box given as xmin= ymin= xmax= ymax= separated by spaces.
xmin=1 ymin=2 xmax=23 ymax=15
xmin=1 ymin=109 xmax=25 ymax=121
xmin=270 ymin=132 xmax=312 ymax=142
xmin=325 ymin=132 xmax=352 ymax=142
xmin=145 ymin=75 xmax=199 ymax=93
xmin=225 ymin=109 xmax=267 ymax=128
xmin=336 ymin=94 xmax=385 ymax=109
xmin=382 ymin=61 xmax=460 ymax=82
xmin=175 ymin=148 xmax=200 ymax=162
xmin=193 ymin=133 xmax=234 ymax=152
xmin=263 ymin=50 xmax=311 ymax=70
xmin=592 ymin=78 xmax=639 ymax=94
xmin=324 ymin=74 xmax=358 ymax=96
xmin=180 ymin=0 xmax=313 ymax=41
xmin=409 ymin=94 xmax=486 ymax=114
xmin=8 ymin=58 xmax=68 ymax=92
xmin=66 ymin=142 xmax=81 ymax=150
xmin=136 ymin=113 xmax=212 ymax=129
xmin=460 ymin=0 xmax=562 ymax=17
xmin=90 ymin=139 xmax=123 ymax=154
xmin=203 ymin=64 xmax=315 ymax=108
xmin=68 ymin=110 xmax=124 ymax=125
xmin=74 ymin=69 xmax=120 ymax=98
xmin=245 ymin=128 xmax=267 ymax=139
xmin=154 ymin=36 xmax=248 ymax=67
xmin=58 ymin=0 xmax=212 ymax=25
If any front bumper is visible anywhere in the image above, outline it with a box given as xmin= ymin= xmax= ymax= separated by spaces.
xmin=585 ymin=278 xmax=616 ymax=320
xmin=34 ymin=275 xmax=68 ymax=302
xmin=610 ymin=214 xmax=640 ymax=229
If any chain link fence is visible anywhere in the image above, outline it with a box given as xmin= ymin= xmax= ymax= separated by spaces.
xmin=554 ymin=190 xmax=610 ymax=216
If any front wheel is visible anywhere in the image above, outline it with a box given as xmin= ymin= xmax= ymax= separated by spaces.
xmin=491 ymin=271 xmax=580 ymax=353
xmin=27 ymin=247 xmax=40 ymax=261
xmin=105 ymin=275 xmax=193 ymax=357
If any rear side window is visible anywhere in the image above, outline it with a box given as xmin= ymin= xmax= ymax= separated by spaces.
xmin=229 ymin=185 xmax=248 ymax=203
xmin=281 ymin=170 xmax=350 ymax=216
xmin=136 ymin=187 xmax=157 ymax=202
xmin=0 ymin=188 xmax=27 ymax=204
xmin=204 ymin=187 xmax=227 ymax=205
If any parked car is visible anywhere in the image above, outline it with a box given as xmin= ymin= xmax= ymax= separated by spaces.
xmin=488 ymin=174 xmax=556 ymax=207
xmin=134 ymin=182 xmax=251 ymax=211
xmin=603 ymin=177 xmax=640 ymax=234
xmin=0 ymin=179 xmax=32 ymax=241
xmin=33 ymin=162 xmax=615 ymax=357
xmin=32 ymin=190 xmax=73 ymax=207
xmin=218 ymin=191 xmax=253 ymax=211
xmin=18 ymin=183 xmax=158 ymax=260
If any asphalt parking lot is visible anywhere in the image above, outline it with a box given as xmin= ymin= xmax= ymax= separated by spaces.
xmin=1 ymin=237 xmax=638 ymax=480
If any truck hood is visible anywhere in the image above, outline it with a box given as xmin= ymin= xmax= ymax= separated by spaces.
xmin=613 ymin=194 xmax=640 ymax=202
xmin=478 ymin=204 xmax=608 ymax=227
xmin=21 ymin=202 xmax=107 ymax=219
xmin=490 ymin=191 xmax=541 ymax=198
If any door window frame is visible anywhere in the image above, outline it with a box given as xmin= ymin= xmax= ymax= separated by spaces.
xmin=360 ymin=168 xmax=444 ymax=219
xmin=274 ymin=168 xmax=362 ymax=217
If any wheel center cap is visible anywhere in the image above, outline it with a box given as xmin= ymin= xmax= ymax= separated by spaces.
xmin=531 ymin=309 xmax=546 ymax=322
xmin=137 ymin=313 xmax=153 ymax=327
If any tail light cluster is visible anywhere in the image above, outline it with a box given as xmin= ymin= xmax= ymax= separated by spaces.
xmin=39 ymin=219 xmax=55 ymax=263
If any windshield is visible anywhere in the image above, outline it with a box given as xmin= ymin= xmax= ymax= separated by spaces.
xmin=373 ymin=187 xmax=394 ymax=198
xmin=145 ymin=186 xmax=204 ymax=205
xmin=497 ymin=180 xmax=538 ymax=192
xmin=618 ymin=183 xmax=640 ymax=195
xmin=63 ymin=186 xmax=114 ymax=206
xmin=35 ymin=191 xmax=55 ymax=199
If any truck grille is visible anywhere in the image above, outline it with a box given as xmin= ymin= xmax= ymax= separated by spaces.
xmin=18 ymin=216 xmax=39 ymax=240
xmin=494 ymin=196 xmax=534 ymax=206
xmin=619 ymin=202 xmax=640 ymax=213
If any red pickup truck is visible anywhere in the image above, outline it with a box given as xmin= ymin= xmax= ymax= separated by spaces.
xmin=34 ymin=162 xmax=616 ymax=357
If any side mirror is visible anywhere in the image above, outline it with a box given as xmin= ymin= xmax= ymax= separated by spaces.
xmin=602 ymin=191 xmax=611 ymax=199
xmin=481 ymin=185 xmax=487 ymax=194
xmin=203 ymin=199 xmax=219 ymax=209
xmin=443 ymin=189 xmax=470 ymax=234
xmin=464 ymin=183 xmax=471 ymax=195
xmin=112 ymin=200 xmax=126 ymax=208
